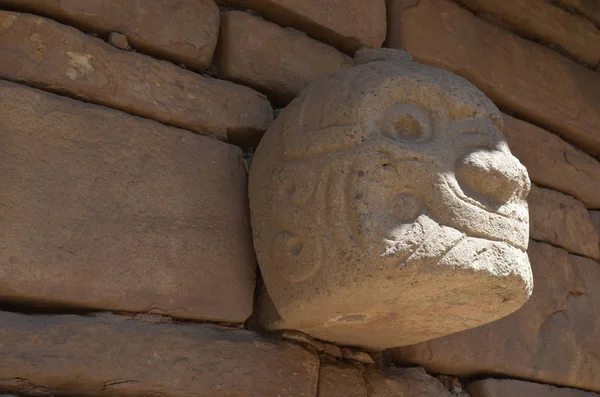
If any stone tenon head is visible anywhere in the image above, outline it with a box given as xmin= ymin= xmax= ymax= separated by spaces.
xmin=249 ymin=49 xmax=533 ymax=350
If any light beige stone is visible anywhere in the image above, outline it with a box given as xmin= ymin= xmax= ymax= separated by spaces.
xmin=341 ymin=348 xmax=376 ymax=365
xmin=365 ymin=367 xmax=452 ymax=397
xmin=529 ymin=185 xmax=600 ymax=259
xmin=554 ymin=0 xmax=600 ymax=27
xmin=250 ymin=48 xmax=533 ymax=350
xmin=0 ymin=0 xmax=219 ymax=70
xmin=318 ymin=363 xmax=368 ymax=397
xmin=0 ymin=311 xmax=319 ymax=397
xmin=0 ymin=80 xmax=256 ymax=322
xmin=468 ymin=379 xmax=600 ymax=397
xmin=388 ymin=240 xmax=600 ymax=392
xmin=455 ymin=0 xmax=600 ymax=67
xmin=221 ymin=0 xmax=386 ymax=53
xmin=0 ymin=11 xmax=272 ymax=142
xmin=502 ymin=114 xmax=600 ymax=209
xmin=216 ymin=11 xmax=352 ymax=104
xmin=387 ymin=0 xmax=600 ymax=156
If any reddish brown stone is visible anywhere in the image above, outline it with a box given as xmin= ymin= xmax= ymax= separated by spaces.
xmin=0 ymin=11 xmax=273 ymax=142
xmin=455 ymin=0 xmax=600 ymax=67
xmin=0 ymin=311 xmax=319 ymax=397
xmin=216 ymin=11 xmax=352 ymax=104
xmin=528 ymin=185 xmax=599 ymax=259
xmin=221 ymin=0 xmax=386 ymax=53
xmin=318 ymin=363 xmax=368 ymax=397
xmin=591 ymin=211 xmax=600 ymax=248
xmin=0 ymin=80 xmax=256 ymax=322
xmin=0 ymin=0 xmax=219 ymax=70
xmin=365 ymin=367 xmax=452 ymax=397
xmin=502 ymin=114 xmax=600 ymax=209
xmin=107 ymin=32 xmax=128 ymax=49
xmin=388 ymin=241 xmax=600 ymax=392
xmin=554 ymin=0 xmax=600 ymax=27
xmin=387 ymin=0 xmax=600 ymax=156
xmin=468 ymin=379 xmax=600 ymax=397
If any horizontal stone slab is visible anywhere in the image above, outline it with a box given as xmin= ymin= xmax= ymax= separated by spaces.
xmin=454 ymin=0 xmax=600 ymax=67
xmin=468 ymin=379 xmax=600 ymax=397
xmin=0 ymin=11 xmax=273 ymax=142
xmin=554 ymin=0 xmax=600 ymax=27
xmin=0 ymin=311 xmax=319 ymax=397
xmin=528 ymin=185 xmax=599 ymax=259
xmin=387 ymin=0 xmax=600 ymax=156
xmin=317 ymin=364 xmax=452 ymax=397
xmin=220 ymin=0 xmax=386 ymax=53
xmin=0 ymin=80 xmax=256 ymax=322
xmin=387 ymin=240 xmax=600 ymax=392
xmin=0 ymin=0 xmax=219 ymax=70
xmin=216 ymin=11 xmax=352 ymax=104
xmin=502 ymin=114 xmax=600 ymax=209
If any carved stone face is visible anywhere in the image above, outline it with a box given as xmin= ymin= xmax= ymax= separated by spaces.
xmin=249 ymin=49 xmax=533 ymax=350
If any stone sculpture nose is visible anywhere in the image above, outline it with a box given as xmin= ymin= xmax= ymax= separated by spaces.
xmin=456 ymin=149 xmax=527 ymax=206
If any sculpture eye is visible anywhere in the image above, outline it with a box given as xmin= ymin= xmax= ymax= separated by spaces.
xmin=380 ymin=103 xmax=433 ymax=143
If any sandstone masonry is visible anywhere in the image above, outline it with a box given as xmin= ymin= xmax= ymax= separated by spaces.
xmin=0 ymin=80 xmax=256 ymax=322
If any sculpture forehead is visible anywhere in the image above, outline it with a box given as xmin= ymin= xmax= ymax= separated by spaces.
xmin=280 ymin=60 xmax=502 ymax=156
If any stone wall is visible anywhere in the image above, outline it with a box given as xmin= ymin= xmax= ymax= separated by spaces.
xmin=0 ymin=0 xmax=599 ymax=396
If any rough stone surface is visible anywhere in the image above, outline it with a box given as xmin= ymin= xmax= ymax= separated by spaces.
xmin=528 ymin=185 xmax=600 ymax=259
xmin=0 ymin=11 xmax=272 ymax=142
xmin=468 ymin=379 xmax=600 ymax=397
xmin=0 ymin=0 xmax=219 ymax=70
xmin=107 ymin=31 xmax=128 ymax=49
xmin=221 ymin=0 xmax=386 ymax=53
xmin=250 ymin=48 xmax=533 ymax=350
xmin=387 ymin=0 xmax=600 ymax=156
xmin=502 ymin=114 xmax=600 ymax=209
xmin=0 ymin=80 xmax=256 ymax=322
xmin=216 ymin=11 xmax=352 ymax=104
xmin=318 ymin=363 xmax=367 ymax=397
xmin=591 ymin=211 xmax=600 ymax=251
xmin=365 ymin=367 xmax=452 ymax=397
xmin=554 ymin=0 xmax=600 ymax=27
xmin=454 ymin=0 xmax=600 ymax=67
xmin=388 ymin=240 xmax=600 ymax=393
xmin=0 ymin=311 xmax=319 ymax=397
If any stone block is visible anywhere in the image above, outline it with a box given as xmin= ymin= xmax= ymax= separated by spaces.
xmin=554 ymin=0 xmax=600 ymax=27
xmin=107 ymin=32 xmax=128 ymax=49
xmin=387 ymin=0 xmax=600 ymax=156
xmin=0 ymin=0 xmax=219 ymax=70
xmin=591 ymin=211 xmax=600 ymax=249
xmin=0 ymin=311 xmax=319 ymax=397
xmin=0 ymin=11 xmax=272 ymax=142
xmin=251 ymin=48 xmax=532 ymax=350
xmin=221 ymin=0 xmax=386 ymax=53
xmin=216 ymin=11 xmax=352 ymax=104
xmin=528 ymin=185 xmax=599 ymax=259
xmin=364 ymin=367 xmax=452 ymax=397
xmin=318 ymin=363 xmax=367 ymax=397
xmin=468 ymin=379 xmax=600 ymax=397
xmin=387 ymin=240 xmax=600 ymax=392
xmin=454 ymin=0 xmax=600 ymax=67
xmin=502 ymin=114 xmax=600 ymax=209
xmin=0 ymin=80 xmax=256 ymax=322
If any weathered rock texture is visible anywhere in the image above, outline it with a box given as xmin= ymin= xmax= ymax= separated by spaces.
xmin=318 ymin=364 xmax=452 ymax=397
xmin=216 ymin=11 xmax=352 ymax=104
xmin=388 ymin=240 xmax=600 ymax=393
xmin=468 ymin=379 xmax=600 ymax=397
xmin=528 ymin=185 xmax=600 ymax=259
xmin=502 ymin=114 xmax=600 ymax=209
xmin=0 ymin=0 xmax=219 ymax=70
xmin=591 ymin=211 xmax=600 ymax=249
xmin=554 ymin=0 xmax=600 ymax=27
xmin=454 ymin=0 xmax=600 ymax=67
xmin=250 ymin=48 xmax=533 ymax=350
xmin=221 ymin=0 xmax=386 ymax=53
xmin=0 ymin=80 xmax=256 ymax=322
xmin=387 ymin=0 xmax=600 ymax=156
xmin=0 ymin=11 xmax=272 ymax=142
xmin=0 ymin=311 xmax=319 ymax=397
